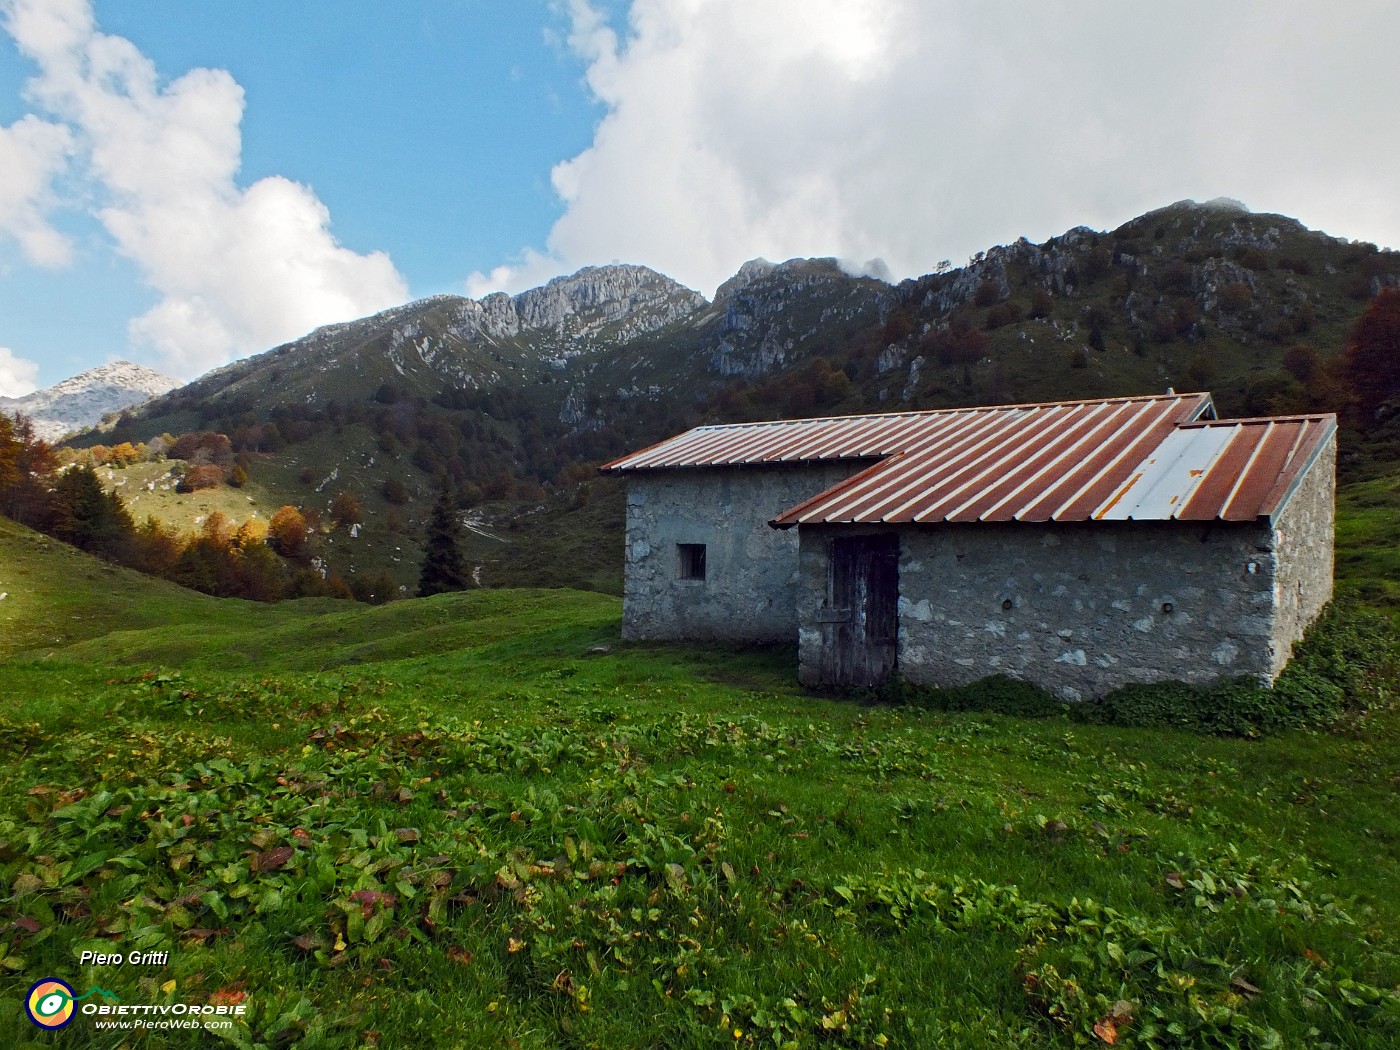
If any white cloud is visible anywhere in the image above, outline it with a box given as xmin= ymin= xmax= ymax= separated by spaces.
xmin=0 ymin=346 xmax=40 ymax=398
xmin=1 ymin=0 xmax=408 ymax=377
xmin=0 ymin=112 xmax=74 ymax=267
xmin=478 ymin=0 xmax=1400 ymax=298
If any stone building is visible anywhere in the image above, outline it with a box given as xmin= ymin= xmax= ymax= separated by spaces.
xmin=601 ymin=393 xmax=1336 ymax=700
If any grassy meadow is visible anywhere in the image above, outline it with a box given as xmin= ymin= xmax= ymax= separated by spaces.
xmin=1 ymin=517 xmax=1399 ymax=1048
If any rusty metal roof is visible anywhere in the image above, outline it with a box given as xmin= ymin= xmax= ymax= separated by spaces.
xmin=600 ymin=393 xmax=1211 ymax=473
xmin=601 ymin=394 xmax=1335 ymax=526
xmin=1092 ymin=415 xmax=1335 ymax=523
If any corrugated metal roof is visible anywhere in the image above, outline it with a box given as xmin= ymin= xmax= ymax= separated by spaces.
xmin=599 ymin=393 xmax=1211 ymax=473
xmin=1093 ymin=415 xmax=1335 ymax=523
xmin=769 ymin=395 xmax=1218 ymax=525
xmin=601 ymin=394 xmax=1335 ymax=527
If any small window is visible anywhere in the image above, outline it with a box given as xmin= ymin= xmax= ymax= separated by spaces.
xmin=677 ymin=543 xmax=706 ymax=580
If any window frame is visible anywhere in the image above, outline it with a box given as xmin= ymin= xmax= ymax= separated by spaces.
xmin=676 ymin=542 xmax=707 ymax=581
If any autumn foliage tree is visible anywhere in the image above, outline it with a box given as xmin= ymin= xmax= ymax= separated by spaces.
xmin=1339 ymin=286 xmax=1400 ymax=428
xmin=268 ymin=505 xmax=309 ymax=559
xmin=176 ymin=464 xmax=225 ymax=491
xmin=330 ymin=491 xmax=363 ymax=530
xmin=0 ymin=413 xmax=57 ymax=526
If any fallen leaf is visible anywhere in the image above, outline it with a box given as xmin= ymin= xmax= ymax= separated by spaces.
xmin=10 ymin=873 xmax=42 ymax=896
xmin=252 ymin=846 xmax=294 ymax=873
xmin=1230 ymin=976 xmax=1262 ymax=997
xmin=348 ymin=889 xmax=398 ymax=918
xmin=209 ymin=988 xmax=247 ymax=1007
xmin=446 ymin=946 xmax=473 ymax=966
xmin=1164 ymin=872 xmax=1185 ymax=889
xmin=1093 ymin=1017 xmax=1118 ymax=1044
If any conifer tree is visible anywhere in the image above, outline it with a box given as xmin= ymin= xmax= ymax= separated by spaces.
xmin=418 ymin=476 xmax=469 ymax=597
xmin=52 ymin=464 xmax=133 ymax=558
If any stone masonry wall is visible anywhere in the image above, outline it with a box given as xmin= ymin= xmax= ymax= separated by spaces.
xmin=622 ymin=463 xmax=859 ymax=642
xmin=1267 ymin=435 xmax=1336 ymax=675
xmin=799 ymin=519 xmax=1284 ymax=700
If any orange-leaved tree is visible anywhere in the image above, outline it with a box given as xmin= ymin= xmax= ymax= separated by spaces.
xmin=1339 ymin=286 xmax=1400 ymax=428
xmin=330 ymin=491 xmax=363 ymax=530
xmin=268 ymin=505 xmax=309 ymax=559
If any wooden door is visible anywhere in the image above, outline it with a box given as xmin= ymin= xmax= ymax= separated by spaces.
xmin=819 ymin=534 xmax=899 ymax=687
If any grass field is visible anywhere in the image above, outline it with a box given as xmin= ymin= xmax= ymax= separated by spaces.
xmin=1 ymin=515 xmax=1399 ymax=1048
xmin=1336 ymin=468 xmax=1400 ymax=614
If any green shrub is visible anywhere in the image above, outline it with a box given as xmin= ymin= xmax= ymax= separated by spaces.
xmin=875 ymin=602 xmax=1398 ymax=736
xmin=1083 ymin=676 xmax=1298 ymax=737
xmin=877 ymin=673 xmax=1065 ymax=719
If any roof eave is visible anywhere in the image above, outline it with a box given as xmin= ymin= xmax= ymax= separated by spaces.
xmin=1265 ymin=419 xmax=1337 ymax=526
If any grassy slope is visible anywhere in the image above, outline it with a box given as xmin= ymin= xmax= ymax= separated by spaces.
xmin=1336 ymin=467 xmax=1400 ymax=613
xmin=92 ymin=440 xmax=629 ymax=597
xmin=0 ymin=515 xmax=347 ymax=659
xmin=1 ymin=527 xmax=1399 ymax=1048
xmin=98 ymin=460 xmax=277 ymax=532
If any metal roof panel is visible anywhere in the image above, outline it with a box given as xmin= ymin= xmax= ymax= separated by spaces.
xmin=601 ymin=395 xmax=1332 ymax=529
xmin=1092 ymin=425 xmax=1237 ymax=520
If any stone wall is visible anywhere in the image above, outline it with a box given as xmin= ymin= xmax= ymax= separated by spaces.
xmin=1268 ymin=435 xmax=1336 ymax=674
xmin=622 ymin=462 xmax=859 ymax=641
xmin=799 ymin=518 xmax=1287 ymax=700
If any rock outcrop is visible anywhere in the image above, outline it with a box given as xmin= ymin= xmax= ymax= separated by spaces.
xmin=449 ymin=264 xmax=708 ymax=346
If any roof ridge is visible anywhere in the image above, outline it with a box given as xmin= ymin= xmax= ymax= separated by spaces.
xmin=690 ymin=392 xmax=1208 ymax=432
xmin=1181 ymin=412 xmax=1336 ymax=427
xmin=600 ymin=393 xmax=1213 ymax=474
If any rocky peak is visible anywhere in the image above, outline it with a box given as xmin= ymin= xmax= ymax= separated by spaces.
xmin=714 ymin=258 xmax=777 ymax=301
xmin=443 ymin=264 xmax=708 ymax=347
xmin=1 ymin=360 xmax=179 ymax=442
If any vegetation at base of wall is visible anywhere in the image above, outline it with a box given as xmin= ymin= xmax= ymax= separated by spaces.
xmin=875 ymin=601 xmax=1399 ymax=737
xmin=875 ymin=672 xmax=1067 ymax=719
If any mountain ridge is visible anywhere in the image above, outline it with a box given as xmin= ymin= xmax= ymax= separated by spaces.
xmin=61 ymin=198 xmax=1400 ymax=593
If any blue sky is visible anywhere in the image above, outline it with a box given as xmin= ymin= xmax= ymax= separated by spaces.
xmin=3 ymin=0 xmax=1399 ymax=394
xmin=0 ymin=0 xmax=609 ymax=387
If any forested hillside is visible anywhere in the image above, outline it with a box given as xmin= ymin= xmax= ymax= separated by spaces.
xmin=52 ymin=200 xmax=1400 ymax=596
